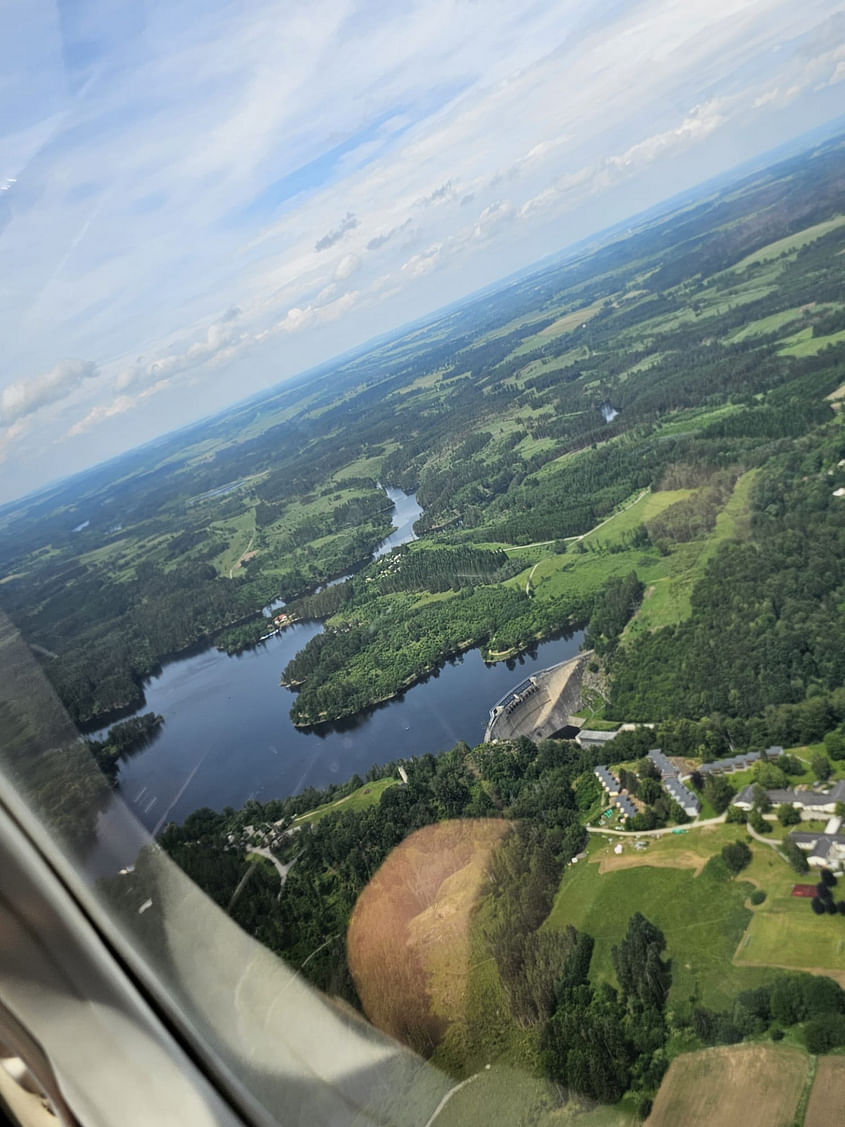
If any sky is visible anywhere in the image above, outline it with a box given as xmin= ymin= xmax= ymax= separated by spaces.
xmin=1 ymin=0 xmax=844 ymax=503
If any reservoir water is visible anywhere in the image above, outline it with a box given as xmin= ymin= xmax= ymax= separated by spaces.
xmin=100 ymin=487 xmax=584 ymax=835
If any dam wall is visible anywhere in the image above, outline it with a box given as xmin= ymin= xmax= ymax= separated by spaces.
xmin=484 ymin=650 xmax=593 ymax=744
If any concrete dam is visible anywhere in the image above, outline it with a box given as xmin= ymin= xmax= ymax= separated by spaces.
xmin=484 ymin=650 xmax=593 ymax=744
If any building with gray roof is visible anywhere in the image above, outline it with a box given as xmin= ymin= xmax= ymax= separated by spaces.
xmin=647 ymin=749 xmax=678 ymax=779
xmin=615 ymin=794 xmax=637 ymax=821
xmin=663 ymin=776 xmax=701 ymax=817
xmin=594 ymin=765 xmax=621 ymax=797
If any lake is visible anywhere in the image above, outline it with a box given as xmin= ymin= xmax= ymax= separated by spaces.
xmin=99 ymin=487 xmax=585 ymax=837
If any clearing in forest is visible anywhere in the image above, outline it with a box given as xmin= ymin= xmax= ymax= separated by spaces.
xmin=646 ymin=1044 xmax=808 ymax=1127
xmin=347 ymin=818 xmax=510 ymax=1055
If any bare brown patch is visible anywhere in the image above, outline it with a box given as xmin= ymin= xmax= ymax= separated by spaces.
xmin=597 ymin=850 xmax=706 ymax=876
xmin=347 ymin=819 xmax=510 ymax=1055
xmin=647 ymin=1044 xmax=808 ymax=1127
xmin=805 ymin=1056 xmax=845 ymax=1127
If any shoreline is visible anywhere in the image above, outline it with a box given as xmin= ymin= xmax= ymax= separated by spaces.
xmin=289 ymin=623 xmax=583 ymax=729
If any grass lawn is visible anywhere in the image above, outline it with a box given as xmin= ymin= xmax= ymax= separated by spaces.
xmin=580 ymin=490 xmax=692 ymax=547
xmin=294 ymin=776 xmax=398 ymax=824
xmin=545 ymin=824 xmax=845 ymax=1007
xmin=652 ymin=403 xmax=742 ymax=436
xmin=514 ymin=546 xmax=669 ymax=609
xmin=544 ymin=829 xmax=769 ymax=1010
xmin=433 ymin=1065 xmax=638 ymax=1127
xmin=736 ymin=841 xmax=845 ymax=984
xmin=724 ymin=306 xmax=809 ymax=343
xmin=778 ymin=326 xmax=845 ymax=358
xmin=730 ymin=214 xmax=845 ymax=271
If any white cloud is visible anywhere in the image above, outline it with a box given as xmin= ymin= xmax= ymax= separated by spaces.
xmin=334 ymin=253 xmax=361 ymax=281
xmin=314 ymin=212 xmax=359 ymax=252
xmin=67 ymin=387 xmax=163 ymax=438
xmin=472 ymin=199 xmax=516 ymax=240
xmin=401 ymin=243 xmax=443 ymax=278
xmin=114 ymin=313 xmax=246 ymax=395
xmin=0 ymin=359 xmax=99 ymax=426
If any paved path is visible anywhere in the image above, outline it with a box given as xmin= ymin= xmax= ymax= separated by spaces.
xmin=586 ymin=812 xmax=727 ymax=838
xmin=425 ymin=1072 xmax=484 ymax=1127
xmin=745 ymin=822 xmax=784 ymax=853
xmin=249 ymin=845 xmax=300 ymax=885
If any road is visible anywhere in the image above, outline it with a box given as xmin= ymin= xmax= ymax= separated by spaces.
xmin=586 ymin=811 xmax=727 ymax=838
xmin=249 ymin=845 xmax=300 ymax=885
xmin=501 ymin=490 xmax=650 ymax=554
xmin=745 ymin=820 xmax=784 ymax=853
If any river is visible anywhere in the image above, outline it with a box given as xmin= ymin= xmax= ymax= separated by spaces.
xmin=97 ymin=488 xmax=584 ymax=838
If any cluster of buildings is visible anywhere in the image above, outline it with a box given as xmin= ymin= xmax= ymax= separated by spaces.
xmin=697 ymin=746 xmax=784 ymax=776
xmin=731 ymin=778 xmax=845 ymax=871
xmin=592 ymin=764 xmax=638 ymax=821
xmin=645 ymin=750 xmax=701 ymax=817
xmin=732 ymin=778 xmax=845 ymax=817
xmin=592 ymin=749 xmax=701 ymax=822
xmin=587 ymin=735 xmax=845 ymax=870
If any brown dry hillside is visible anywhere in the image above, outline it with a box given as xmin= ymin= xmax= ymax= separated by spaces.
xmin=347 ymin=818 xmax=510 ymax=1056
xmin=647 ymin=1044 xmax=808 ymax=1127
xmin=804 ymin=1055 xmax=845 ymax=1127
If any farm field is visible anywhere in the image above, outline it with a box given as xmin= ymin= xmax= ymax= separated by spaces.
xmin=804 ymin=1055 xmax=845 ymax=1127
xmin=645 ymin=1044 xmax=808 ymax=1127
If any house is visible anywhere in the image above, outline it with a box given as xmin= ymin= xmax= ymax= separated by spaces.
xmin=647 ymin=749 xmax=678 ymax=779
xmin=788 ymin=829 xmax=845 ymax=870
xmin=698 ymin=746 xmax=784 ymax=777
xmin=594 ymin=765 xmax=621 ymax=797
xmin=615 ymin=794 xmax=637 ymax=820
xmin=733 ymin=779 xmax=845 ymax=819
xmin=663 ymin=775 xmax=701 ymax=817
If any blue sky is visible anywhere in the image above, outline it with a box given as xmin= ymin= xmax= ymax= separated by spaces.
xmin=1 ymin=0 xmax=844 ymax=502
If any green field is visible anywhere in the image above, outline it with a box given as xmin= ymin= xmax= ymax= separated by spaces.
xmin=544 ymin=831 xmax=763 ymax=1010
xmin=294 ymin=776 xmax=398 ymax=824
xmin=433 ymin=1066 xmax=637 ymax=1127
xmin=778 ymin=326 xmax=845 ymax=357
xmin=730 ymin=214 xmax=845 ymax=270
xmin=737 ymin=842 xmax=845 ymax=981
xmin=626 ymin=469 xmax=758 ymax=635
xmin=545 ymin=823 xmax=845 ymax=1008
